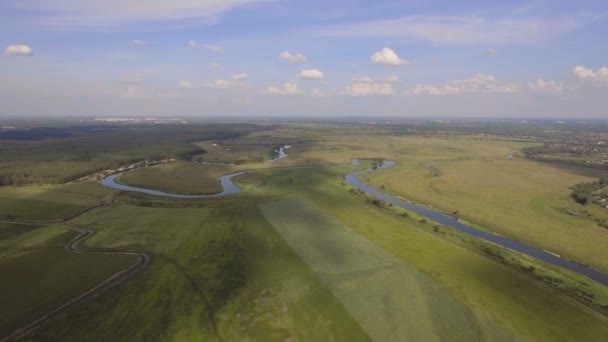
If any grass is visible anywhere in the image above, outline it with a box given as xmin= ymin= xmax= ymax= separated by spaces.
xmin=0 ymin=224 xmax=134 ymax=336
xmin=118 ymin=161 xmax=231 ymax=195
xmin=237 ymin=165 xmax=608 ymax=341
xmin=193 ymin=140 xmax=273 ymax=164
xmin=0 ymin=181 xmax=114 ymax=221
xmin=363 ymin=138 xmax=608 ymax=273
xmin=35 ymin=204 xmax=370 ymax=341
xmin=261 ymin=199 xmax=482 ymax=341
xmin=3 ymin=124 xmax=608 ymax=340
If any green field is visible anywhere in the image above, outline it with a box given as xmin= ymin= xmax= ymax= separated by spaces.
xmin=240 ymin=166 xmax=608 ymax=341
xmin=33 ymin=204 xmax=371 ymax=341
xmin=0 ymin=181 xmax=114 ymax=221
xmin=118 ymin=161 xmax=231 ymax=195
xmin=0 ymin=224 xmax=134 ymax=336
xmin=2 ymin=122 xmax=608 ymax=341
xmin=261 ymin=200 xmax=482 ymax=341
xmin=362 ymin=136 xmax=608 ymax=273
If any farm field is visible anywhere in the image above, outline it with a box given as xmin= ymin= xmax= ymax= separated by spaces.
xmin=0 ymin=181 xmax=114 ymax=221
xmin=362 ymin=136 xmax=608 ymax=273
xmin=0 ymin=223 xmax=134 ymax=336
xmin=241 ymin=165 xmax=608 ymax=341
xmin=118 ymin=161 xmax=233 ymax=195
xmin=1 ymin=121 xmax=608 ymax=341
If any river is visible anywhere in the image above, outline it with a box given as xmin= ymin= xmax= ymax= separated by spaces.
xmin=100 ymin=156 xmax=608 ymax=286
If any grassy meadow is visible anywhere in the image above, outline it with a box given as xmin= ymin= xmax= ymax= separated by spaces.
xmin=360 ymin=136 xmax=608 ymax=273
xmin=0 ymin=223 xmax=134 ymax=336
xmin=0 ymin=181 xmax=114 ymax=221
xmin=118 ymin=161 xmax=231 ymax=195
xmin=1 ymin=122 xmax=608 ymax=340
xmin=239 ymin=165 xmax=608 ymax=341
xmin=34 ymin=204 xmax=371 ymax=341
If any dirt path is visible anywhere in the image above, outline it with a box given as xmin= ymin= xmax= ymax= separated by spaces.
xmin=1 ymin=216 xmax=150 ymax=341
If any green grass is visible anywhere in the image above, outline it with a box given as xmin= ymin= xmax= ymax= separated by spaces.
xmin=0 ymin=181 xmax=113 ymax=221
xmin=237 ymin=166 xmax=608 ymax=341
xmin=364 ymin=138 xmax=608 ymax=273
xmin=0 ymin=225 xmax=134 ymax=336
xmin=261 ymin=199 xmax=482 ymax=341
xmin=194 ymin=140 xmax=273 ymax=164
xmin=4 ymin=126 xmax=608 ymax=341
xmin=118 ymin=161 xmax=231 ymax=195
xmin=35 ymin=204 xmax=370 ymax=341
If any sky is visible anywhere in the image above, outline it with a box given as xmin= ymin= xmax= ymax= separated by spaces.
xmin=1 ymin=0 xmax=607 ymax=118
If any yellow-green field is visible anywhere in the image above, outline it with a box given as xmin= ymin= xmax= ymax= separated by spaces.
xmin=0 ymin=181 xmax=114 ymax=221
xmin=118 ymin=162 xmax=232 ymax=195
xmin=3 ymin=124 xmax=608 ymax=341
xmin=361 ymin=136 xmax=608 ymax=273
xmin=0 ymin=224 xmax=134 ymax=336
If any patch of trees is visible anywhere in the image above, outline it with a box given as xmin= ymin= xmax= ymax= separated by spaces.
xmin=178 ymin=147 xmax=207 ymax=161
xmin=570 ymin=177 xmax=608 ymax=205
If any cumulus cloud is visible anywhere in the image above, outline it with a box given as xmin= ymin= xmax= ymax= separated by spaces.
xmin=370 ymin=47 xmax=408 ymax=66
xmin=204 ymin=79 xmax=232 ymax=89
xmin=265 ymin=83 xmax=301 ymax=95
xmin=405 ymin=74 xmax=519 ymax=96
xmin=177 ymin=80 xmax=193 ymax=89
xmin=344 ymin=81 xmax=394 ymax=96
xmin=385 ymin=75 xmax=400 ymax=83
xmin=352 ymin=76 xmax=374 ymax=83
xmin=232 ymin=73 xmax=248 ymax=81
xmin=279 ymin=51 xmax=307 ymax=63
xmin=528 ymin=79 xmax=565 ymax=94
xmin=573 ymin=65 xmax=608 ymax=81
xmin=297 ymin=69 xmax=324 ymax=80
xmin=310 ymin=88 xmax=325 ymax=97
xmin=4 ymin=45 xmax=33 ymax=56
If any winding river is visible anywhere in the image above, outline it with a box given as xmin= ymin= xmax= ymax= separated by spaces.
xmin=100 ymin=155 xmax=608 ymax=286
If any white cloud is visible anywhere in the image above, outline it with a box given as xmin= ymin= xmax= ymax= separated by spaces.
xmin=573 ymin=65 xmax=608 ymax=81
xmin=279 ymin=51 xmax=307 ymax=63
xmin=188 ymin=40 xmax=199 ymax=48
xmin=528 ymin=79 xmax=565 ymax=94
xmin=385 ymin=75 xmax=400 ymax=83
xmin=4 ymin=44 xmax=33 ymax=56
xmin=204 ymin=79 xmax=232 ymax=89
xmin=310 ymin=88 xmax=325 ymax=97
xmin=485 ymin=48 xmax=497 ymax=56
xmin=7 ymin=0 xmax=274 ymax=29
xmin=344 ymin=82 xmax=394 ymax=96
xmin=177 ymin=80 xmax=193 ymax=89
xmin=320 ymin=15 xmax=587 ymax=45
xmin=203 ymin=44 xmax=223 ymax=53
xmin=232 ymin=73 xmax=248 ymax=81
xmin=352 ymin=76 xmax=374 ymax=83
xmin=370 ymin=47 xmax=408 ymax=66
xmin=297 ymin=69 xmax=324 ymax=80
xmin=131 ymin=39 xmax=145 ymax=46
xmin=265 ymin=83 xmax=301 ymax=95
xmin=406 ymin=74 xmax=520 ymax=96
xmin=209 ymin=62 xmax=222 ymax=68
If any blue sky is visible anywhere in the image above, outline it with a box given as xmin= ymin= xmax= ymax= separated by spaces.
xmin=1 ymin=0 xmax=607 ymax=117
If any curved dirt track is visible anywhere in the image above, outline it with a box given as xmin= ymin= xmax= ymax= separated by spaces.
xmin=1 ymin=218 xmax=150 ymax=341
